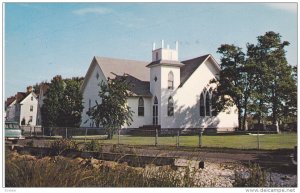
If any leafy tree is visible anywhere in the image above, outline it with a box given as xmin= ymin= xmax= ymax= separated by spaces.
xmin=215 ymin=44 xmax=246 ymax=130
xmin=87 ymin=76 xmax=133 ymax=139
xmin=41 ymin=75 xmax=84 ymax=127
xmin=215 ymin=31 xmax=296 ymax=130
xmin=249 ymin=32 xmax=295 ymax=125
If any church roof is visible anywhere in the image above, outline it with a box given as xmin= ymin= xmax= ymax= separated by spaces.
xmin=94 ymin=57 xmax=149 ymax=81
xmin=117 ymin=74 xmax=152 ymax=97
xmin=146 ymin=60 xmax=184 ymax=68
xmin=180 ymin=54 xmax=213 ymax=87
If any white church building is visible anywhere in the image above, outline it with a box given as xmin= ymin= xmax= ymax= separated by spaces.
xmin=80 ymin=41 xmax=238 ymax=132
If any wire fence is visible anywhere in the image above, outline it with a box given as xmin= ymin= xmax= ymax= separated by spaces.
xmin=20 ymin=126 xmax=297 ymax=150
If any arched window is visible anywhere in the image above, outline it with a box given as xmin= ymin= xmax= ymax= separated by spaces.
xmin=168 ymin=71 xmax=174 ymax=90
xmin=205 ymin=92 xmax=211 ymax=116
xmin=200 ymin=92 xmax=205 ymax=116
xmin=211 ymin=90 xmax=217 ymax=116
xmin=138 ymin=97 xmax=144 ymax=116
xmin=154 ymin=96 xmax=158 ymax=104
xmin=167 ymin=96 xmax=174 ymax=116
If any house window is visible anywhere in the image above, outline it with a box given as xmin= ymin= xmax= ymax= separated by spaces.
xmin=138 ymin=97 xmax=144 ymax=116
xmin=168 ymin=71 xmax=174 ymax=90
xmin=29 ymin=116 xmax=33 ymax=122
xmin=200 ymin=92 xmax=205 ymax=116
xmin=167 ymin=96 xmax=174 ymax=116
xmin=96 ymin=72 xmax=99 ymax=80
xmin=31 ymin=96 xmax=33 ymax=101
xmin=30 ymin=105 xmax=33 ymax=112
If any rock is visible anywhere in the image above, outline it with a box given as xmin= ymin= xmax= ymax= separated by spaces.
xmin=174 ymin=158 xmax=199 ymax=169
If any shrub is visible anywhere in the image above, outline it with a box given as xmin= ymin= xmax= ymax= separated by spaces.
xmin=233 ymin=163 xmax=267 ymax=187
xmin=84 ymin=140 xmax=102 ymax=152
xmin=26 ymin=140 xmax=34 ymax=147
xmin=50 ymin=139 xmax=80 ymax=155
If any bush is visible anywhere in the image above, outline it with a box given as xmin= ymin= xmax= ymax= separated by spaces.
xmin=233 ymin=163 xmax=267 ymax=187
xmin=84 ymin=140 xmax=102 ymax=152
xmin=50 ymin=139 xmax=80 ymax=155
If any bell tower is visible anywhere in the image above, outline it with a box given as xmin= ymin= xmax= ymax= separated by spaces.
xmin=147 ymin=40 xmax=183 ymax=126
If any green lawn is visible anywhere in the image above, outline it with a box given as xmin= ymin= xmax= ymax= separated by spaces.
xmin=73 ymin=132 xmax=297 ymax=150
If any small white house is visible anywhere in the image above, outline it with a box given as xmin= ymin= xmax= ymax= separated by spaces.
xmin=80 ymin=41 xmax=238 ymax=132
xmin=5 ymin=87 xmax=38 ymax=126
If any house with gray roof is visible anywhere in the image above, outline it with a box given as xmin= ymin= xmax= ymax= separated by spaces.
xmin=80 ymin=41 xmax=238 ymax=132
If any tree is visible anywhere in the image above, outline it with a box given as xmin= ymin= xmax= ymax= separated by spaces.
xmin=215 ymin=44 xmax=246 ymax=130
xmin=41 ymin=75 xmax=84 ymax=127
xmin=87 ymin=76 xmax=133 ymax=139
xmin=249 ymin=31 xmax=295 ymax=125
xmin=215 ymin=31 xmax=296 ymax=130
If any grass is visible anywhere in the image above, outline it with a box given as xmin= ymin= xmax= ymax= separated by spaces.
xmin=87 ymin=133 xmax=296 ymax=150
xmin=45 ymin=132 xmax=297 ymax=150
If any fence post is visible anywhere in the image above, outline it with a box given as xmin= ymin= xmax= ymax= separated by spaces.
xmin=199 ymin=128 xmax=203 ymax=148
xmin=257 ymin=130 xmax=260 ymax=150
xmin=30 ymin=126 xmax=32 ymax=137
xmin=155 ymin=128 xmax=158 ymax=146
xmin=42 ymin=127 xmax=44 ymax=137
xmin=34 ymin=126 xmax=37 ymax=137
xmin=65 ymin=128 xmax=68 ymax=138
xmin=176 ymin=129 xmax=180 ymax=148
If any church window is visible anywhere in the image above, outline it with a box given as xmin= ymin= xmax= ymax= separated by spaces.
xmin=168 ymin=71 xmax=174 ymax=90
xmin=167 ymin=96 xmax=174 ymax=116
xmin=96 ymin=72 xmax=99 ymax=80
xmin=138 ymin=97 xmax=144 ymax=116
xmin=205 ymin=92 xmax=211 ymax=116
xmin=211 ymin=90 xmax=217 ymax=116
xmin=154 ymin=76 xmax=157 ymax=82
xmin=30 ymin=105 xmax=33 ymax=112
xmin=200 ymin=92 xmax=205 ymax=116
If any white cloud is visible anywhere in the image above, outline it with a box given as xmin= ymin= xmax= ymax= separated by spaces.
xmin=72 ymin=7 xmax=112 ymax=16
xmin=264 ymin=3 xmax=297 ymax=14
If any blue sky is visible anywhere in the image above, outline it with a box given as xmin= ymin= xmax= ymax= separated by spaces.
xmin=4 ymin=2 xmax=297 ymax=99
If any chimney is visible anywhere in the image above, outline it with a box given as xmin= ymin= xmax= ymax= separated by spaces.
xmin=161 ymin=40 xmax=164 ymax=49
xmin=27 ymin=86 xmax=33 ymax=93
xmin=152 ymin=42 xmax=156 ymax=51
xmin=175 ymin=41 xmax=179 ymax=51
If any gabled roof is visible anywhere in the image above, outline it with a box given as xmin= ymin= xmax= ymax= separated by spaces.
xmin=5 ymin=96 xmax=16 ymax=107
xmin=15 ymin=92 xmax=27 ymax=103
xmin=18 ymin=92 xmax=37 ymax=104
xmin=121 ymin=74 xmax=152 ymax=97
xmin=81 ymin=57 xmax=149 ymax=92
xmin=94 ymin=57 xmax=149 ymax=81
xmin=179 ymin=54 xmax=220 ymax=87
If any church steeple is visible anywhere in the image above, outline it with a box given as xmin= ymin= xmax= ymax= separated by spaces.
xmin=151 ymin=40 xmax=179 ymax=62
